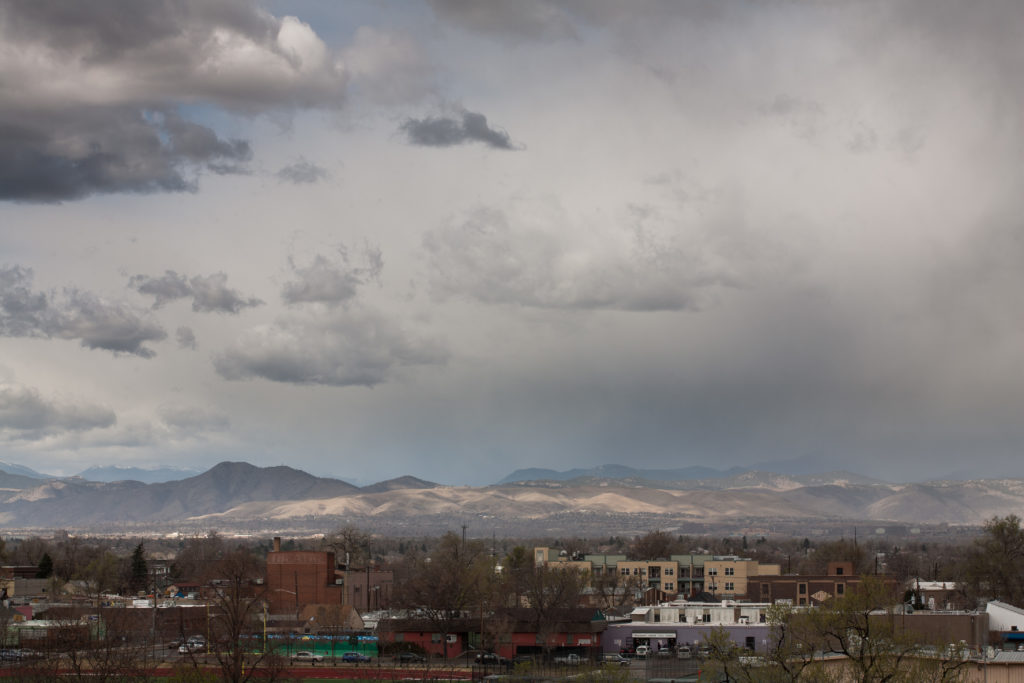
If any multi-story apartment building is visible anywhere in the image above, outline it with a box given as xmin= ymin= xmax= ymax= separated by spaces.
xmin=534 ymin=548 xmax=778 ymax=600
xmin=704 ymin=556 xmax=781 ymax=599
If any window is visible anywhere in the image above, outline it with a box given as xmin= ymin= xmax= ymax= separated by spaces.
xmin=664 ymin=582 xmax=674 ymax=591
xmin=836 ymin=583 xmax=845 ymax=595
xmin=653 ymin=611 xmax=660 ymax=623
xmin=725 ymin=567 xmax=734 ymax=576
xmin=725 ymin=582 xmax=735 ymax=591
xmin=633 ymin=568 xmax=640 ymax=576
xmin=666 ymin=568 xmax=674 ymax=576
xmin=702 ymin=613 xmax=711 ymax=623
xmin=621 ymin=568 xmax=630 ymax=576
xmin=708 ymin=568 xmax=718 ymax=576
xmin=431 ymin=633 xmax=441 ymax=643
xmin=745 ymin=637 xmax=755 ymax=651
xmin=835 ymin=566 xmax=844 ymax=576
xmin=798 ymin=583 xmax=807 ymax=595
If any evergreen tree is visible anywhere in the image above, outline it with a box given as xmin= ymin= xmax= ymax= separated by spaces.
xmin=130 ymin=542 xmax=148 ymax=592
xmin=36 ymin=552 xmax=53 ymax=579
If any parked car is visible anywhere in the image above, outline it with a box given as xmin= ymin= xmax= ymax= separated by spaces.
xmin=341 ymin=651 xmax=371 ymax=663
xmin=292 ymin=651 xmax=324 ymax=663
xmin=677 ymin=646 xmax=692 ymax=659
xmin=476 ymin=652 xmax=509 ymax=665
xmin=396 ymin=651 xmax=427 ymax=663
xmin=601 ymin=653 xmax=630 ymax=666
xmin=634 ymin=645 xmax=649 ymax=659
xmin=553 ymin=653 xmax=582 ymax=665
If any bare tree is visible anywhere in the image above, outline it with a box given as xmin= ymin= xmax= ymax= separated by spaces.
xmin=629 ymin=531 xmax=677 ymax=560
xmin=181 ymin=546 xmax=286 ymax=683
xmin=395 ymin=532 xmax=488 ymax=661
xmin=521 ymin=565 xmax=588 ymax=657
xmin=321 ymin=525 xmax=371 ymax=566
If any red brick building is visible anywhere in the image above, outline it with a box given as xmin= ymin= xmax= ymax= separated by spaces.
xmin=746 ymin=562 xmax=899 ymax=606
xmin=265 ymin=540 xmax=344 ymax=615
xmin=264 ymin=537 xmax=393 ymax=615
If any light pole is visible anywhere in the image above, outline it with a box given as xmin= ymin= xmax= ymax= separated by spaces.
xmin=269 ymin=588 xmax=299 ymax=656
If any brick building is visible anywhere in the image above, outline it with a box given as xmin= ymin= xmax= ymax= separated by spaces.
xmin=746 ymin=561 xmax=898 ymax=606
xmin=266 ymin=538 xmax=343 ymax=615
xmin=265 ymin=537 xmax=393 ymax=615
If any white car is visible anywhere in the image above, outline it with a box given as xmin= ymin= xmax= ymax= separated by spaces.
xmin=292 ymin=650 xmax=325 ymax=663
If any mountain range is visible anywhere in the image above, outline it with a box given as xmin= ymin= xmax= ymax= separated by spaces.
xmin=0 ymin=460 xmax=1019 ymax=535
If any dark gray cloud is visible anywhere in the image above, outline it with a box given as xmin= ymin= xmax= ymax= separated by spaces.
xmin=282 ymin=246 xmax=383 ymax=307
xmin=214 ymin=308 xmax=447 ymax=387
xmin=277 ymin=159 xmax=331 ymax=184
xmin=401 ymin=110 xmax=517 ymax=149
xmin=1 ymin=265 xmax=166 ymax=357
xmin=176 ymin=326 xmax=197 ymax=350
xmin=0 ymin=109 xmax=252 ymax=205
xmin=0 ymin=1 xmax=345 ymax=201
xmin=0 ymin=382 xmax=115 ymax=436
xmin=129 ymin=270 xmax=262 ymax=314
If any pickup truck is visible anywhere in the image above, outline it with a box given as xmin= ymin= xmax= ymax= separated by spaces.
xmin=553 ymin=653 xmax=582 ymax=665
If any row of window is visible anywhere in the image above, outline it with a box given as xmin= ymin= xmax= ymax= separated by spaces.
xmin=706 ymin=567 xmax=736 ymax=576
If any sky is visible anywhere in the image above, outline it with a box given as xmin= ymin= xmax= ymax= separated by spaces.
xmin=1 ymin=0 xmax=1023 ymax=486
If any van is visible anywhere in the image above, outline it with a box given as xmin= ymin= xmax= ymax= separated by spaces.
xmin=677 ymin=646 xmax=692 ymax=659
xmin=635 ymin=645 xmax=649 ymax=658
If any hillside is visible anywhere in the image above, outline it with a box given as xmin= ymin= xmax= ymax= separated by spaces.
xmin=0 ymin=461 xmax=1020 ymax=533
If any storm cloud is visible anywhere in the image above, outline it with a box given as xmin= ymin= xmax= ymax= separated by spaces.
xmin=0 ymin=382 xmax=115 ymax=437
xmin=401 ymin=110 xmax=516 ymax=149
xmin=0 ymin=0 xmax=346 ymax=201
xmin=1 ymin=266 xmax=166 ymax=357
xmin=214 ymin=307 xmax=447 ymax=387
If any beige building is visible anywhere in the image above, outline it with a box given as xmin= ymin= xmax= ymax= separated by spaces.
xmin=704 ymin=556 xmax=781 ymax=599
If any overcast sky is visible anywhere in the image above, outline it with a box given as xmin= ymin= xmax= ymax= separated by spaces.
xmin=1 ymin=0 xmax=1023 ymax=485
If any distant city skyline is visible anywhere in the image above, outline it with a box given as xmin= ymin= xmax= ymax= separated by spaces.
xmin=2 ymin=1 xmax=1023 ymax=486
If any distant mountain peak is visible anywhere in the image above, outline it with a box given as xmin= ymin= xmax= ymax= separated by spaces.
xmin=76 ymin=465 xmax=205 ymax=484
xmin=360 ymin=475 xmax=439 ymax=494
xmin=0 ymin=460 xmax=54 ymax=479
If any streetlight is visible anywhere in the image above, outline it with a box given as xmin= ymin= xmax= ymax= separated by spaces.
xmin=268 ymin=587 xmax=300 ymax=657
